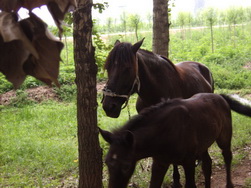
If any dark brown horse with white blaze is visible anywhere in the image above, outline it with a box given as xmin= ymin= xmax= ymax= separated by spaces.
xmin=102 ymin=39 xmax=214 ymax=187
xmin=100 ymin=93 xmax=251 ymax=188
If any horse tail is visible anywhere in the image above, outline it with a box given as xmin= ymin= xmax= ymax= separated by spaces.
xmin=220 ymin=94 xmax=251 ymax=117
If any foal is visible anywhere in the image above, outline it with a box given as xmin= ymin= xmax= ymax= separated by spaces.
xmin=100 ymin=93 xmax=251 ymax=188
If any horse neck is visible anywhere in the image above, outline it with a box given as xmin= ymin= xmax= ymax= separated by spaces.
xmin=136 ymin=51 xmax=182 ymax=104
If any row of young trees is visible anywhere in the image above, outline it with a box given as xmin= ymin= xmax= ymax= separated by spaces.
xmin=94 ymin=6 xmax=251 ymax=34
xmin=94 ymin=12 xmax=152 ymax=36
xmin=174 ymin=6 xmax=251 ymax=29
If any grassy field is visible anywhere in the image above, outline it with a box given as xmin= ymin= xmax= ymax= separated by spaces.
xmin=1 ymin=25 xmax=251 ymax=187
xmin=0 ymin=95 xmax=139 ymax=187
xmin=0 ymin=93 xmax=251 ymax=187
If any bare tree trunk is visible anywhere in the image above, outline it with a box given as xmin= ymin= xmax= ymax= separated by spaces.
xmin=152 ymin=0 xmax=170 ymax=57
xmin=73 ymin=0 xmax=103 ymax=187
xmin=210 ymin=23 xmax=214 ymax=53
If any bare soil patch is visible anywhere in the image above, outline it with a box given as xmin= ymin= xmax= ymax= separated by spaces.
xmin=0 ymin=82 xmax=106 ymax=105
xmin=197 ymin=146 xmax=251 ymax=188
xmin=0 ymin=86 xmax=58 ymax=105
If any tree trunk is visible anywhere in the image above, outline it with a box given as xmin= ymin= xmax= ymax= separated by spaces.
xmin=73 ymin=0 xmax=103 ymax=187
xmin=152 ymin=0 xmax=170 ymax=57
xmin=210 ymin=23 xmax=214 ymax=53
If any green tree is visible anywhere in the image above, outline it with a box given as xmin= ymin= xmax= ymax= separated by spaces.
xmin=203 ymin=7 xmax=218 ymax=53
xmin=226 ymin=7 xmax=241 ymax=47
xmin=120 ymin=12 xmax=127 ymax=35
xmin=176 ymin=12 xmax=187 ymax=39
xmin=246 ymin=7 xmax=251 ymax=34
xmin=106 ymin=17 xmax=113 ymax=33
xmin=129 ymin=14 xmax=141 ymax=41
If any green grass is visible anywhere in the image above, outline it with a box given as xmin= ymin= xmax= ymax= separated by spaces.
xmin=0 ymin=101 xmax=78 ymax=187
xmin=0 ymin=95 xmax=138 ymax=187
xmin=0 ymin=91 xmax=251 ymax=187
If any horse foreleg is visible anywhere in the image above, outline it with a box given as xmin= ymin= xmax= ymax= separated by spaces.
xmin=172 ymin=165 xmax=182 ymax=188
xmin=201 ymin=151 xmax=212 ymax=188
xmin=149 ymin=158 xmax=169 ymax=188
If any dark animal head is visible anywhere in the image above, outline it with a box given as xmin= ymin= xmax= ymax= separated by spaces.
xmin=99 ymin=128 xmax=136 ymax=188
xmin=102 ymin=39 xmax=144 ymax=118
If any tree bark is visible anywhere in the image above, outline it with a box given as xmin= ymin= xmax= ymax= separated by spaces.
xmin=73 ymin=0 xmax=103 ymax=187
xmin=152 ymin=0 xmax=170 ymax=57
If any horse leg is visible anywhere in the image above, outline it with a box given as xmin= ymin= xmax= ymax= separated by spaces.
xmin=222 ymin=148 xmax=234 ymax=188
xmin=149 ymin=158 xmax=170 ymax=188
xmin=172 ymin=165 xmax=182 ymax=188
xmin=216 ymin=131 xmax=234 ymax=188
xmin=183 ymin=160 xmax=197 ymax=188
xmin=201 ymin=151 xmax=212 ymax=188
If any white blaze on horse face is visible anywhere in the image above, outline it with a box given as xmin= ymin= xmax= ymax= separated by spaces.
xmin=112 ymin=153 xmax=118 ymax=160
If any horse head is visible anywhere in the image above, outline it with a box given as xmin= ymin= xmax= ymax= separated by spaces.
xmin=99 ymin=128 xmax=136 ymax=188
xmin=102 ymin=39 xmax=144 ymax=118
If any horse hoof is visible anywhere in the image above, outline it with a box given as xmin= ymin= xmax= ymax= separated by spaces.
xmin=226 ymin=183 xmax=234 ymax=188
xmin=171 ymin=183 xmax=182 ymax=188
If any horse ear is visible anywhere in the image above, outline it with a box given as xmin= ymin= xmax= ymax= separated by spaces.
xmin=114 ymin=40 xmax=121 ymax=46
xmin=99 ymin=127 xmax=113 ymax=144
xmin=132 ymin=38 xmax=145 ymax=53
xmin=123 ymin=130 xmax=134 ymax=147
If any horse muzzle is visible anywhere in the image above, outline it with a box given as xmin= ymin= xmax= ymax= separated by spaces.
xmin=102 ymin=98 xmax=124 ymax=118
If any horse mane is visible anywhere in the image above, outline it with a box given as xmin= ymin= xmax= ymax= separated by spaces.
xmin=138 ymin=49 xmax=177 ymax=73
xmin=114 ymin=98 xmax=182 ymax=134
xmin=105 ymin=42 xmax=177 ymax=74
xmin=104 ymin=42 xmax=137 ymax=72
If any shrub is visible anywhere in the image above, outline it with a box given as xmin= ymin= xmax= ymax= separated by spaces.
xmin=55 ymin=84 xmax=77 ymax=101
xmin=8 ymin=90 xmax=36 ymax=107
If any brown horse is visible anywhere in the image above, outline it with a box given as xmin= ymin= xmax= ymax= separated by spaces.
xmin=100 ymin=93 xmax=251 ymax=188
xmin=102 ymin=39 xmax=214 ymax=187
xmin=102 ymin=39 xmax=214 ymax=118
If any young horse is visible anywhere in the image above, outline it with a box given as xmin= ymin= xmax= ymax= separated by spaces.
xmin=100 ymin=93 xmax=251 ymax=188
xmin=102 ymin=39 xmax=214 ymax=187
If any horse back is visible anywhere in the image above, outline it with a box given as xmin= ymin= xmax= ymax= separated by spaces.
xmin=176 ymin=61 xmax=214 ymax=95
xmin=132 ymin=93 xmax=232 ymax=162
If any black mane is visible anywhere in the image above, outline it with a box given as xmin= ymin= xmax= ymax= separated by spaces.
xmin=114 ymin=99 xmax=182 ymax=134
xmin=105 ymin=42 xmax=177 ymax=73
xmin=138 ymin=49 xmax=177 ymax=73
xmin=104 ymin=42 xmax=136 ymax=72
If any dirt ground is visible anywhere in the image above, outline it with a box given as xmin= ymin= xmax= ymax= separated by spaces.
xmin=0 ymin=85 xmax=250 ymax=187
xmin=198 ymin=150 xmax=251 ymax=187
